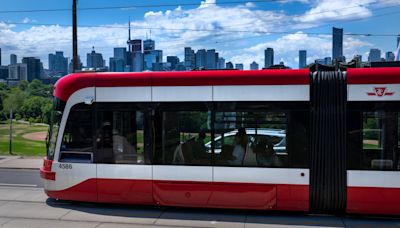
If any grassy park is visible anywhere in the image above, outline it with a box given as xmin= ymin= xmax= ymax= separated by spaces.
xmin=0 ymin=121 xmax=48 ymax=156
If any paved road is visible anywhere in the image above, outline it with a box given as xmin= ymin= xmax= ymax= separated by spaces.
xmin=0 ymin=170 xmax=399 ymax=227
xmin=0 ymin=169 xmax=42 ymax=188
xmin=0 ymin=187 xmax=398 ymax=228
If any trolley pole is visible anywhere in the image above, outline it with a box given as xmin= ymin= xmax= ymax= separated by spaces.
xmin=9 ymin=109 xmax=12 ymax=155
xmin=72 ymin=0 xmax=78 ymax=72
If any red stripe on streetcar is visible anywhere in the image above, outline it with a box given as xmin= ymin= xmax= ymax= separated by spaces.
xmin=347 ymin=67 xmax=400 ymax=84
xmin=45 ymin=178 xmax=309 ymax=211
xmin=347 ymin=186 xmax=400 ymax=215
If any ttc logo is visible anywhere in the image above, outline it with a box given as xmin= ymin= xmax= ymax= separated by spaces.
xmin=367 ymin=87 xmax=394 ymax=97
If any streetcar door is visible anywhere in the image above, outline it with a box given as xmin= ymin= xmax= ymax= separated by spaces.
xmin=210 ymin=107 xmax=309 ymax=210
xmin=95 ymin=104 xmax=153 ymax=204
xmin=152 ymin=105 xmax=213 ymax=207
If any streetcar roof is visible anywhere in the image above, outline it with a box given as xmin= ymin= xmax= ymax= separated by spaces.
xmin=54 ymin=69 xmax=310 ymax=102
xmin=53 ymin=67 xmax=400 ymax=102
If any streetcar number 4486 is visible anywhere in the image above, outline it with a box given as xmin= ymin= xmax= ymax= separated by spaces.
xmin=59 ymin=163 xmax=72 ymax=169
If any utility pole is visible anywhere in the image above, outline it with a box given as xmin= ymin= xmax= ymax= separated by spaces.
xmin=72 ymin=0 xmax=78 ymax=72
xmin=9 ymin=109 xmax=13 ymax=155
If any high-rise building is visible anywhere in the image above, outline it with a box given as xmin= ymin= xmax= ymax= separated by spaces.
xmin=144 ymin=53 xmax=151 ymax=70
xmin=87 ymin=47 xmax=105 ymax=68
xmin=184 ymin=47 xmax=195 ymax=70
xmin=235 ymin=63 xmax=244 ymax=70
xmin=131 ymin=39 xmax=142 ymax=53
xmin=368 ymin=49 xmax=381 ymax=62
xmin=127 ymin=40 xmax=141 ymax=70
xmin=8 ymin=63 xmax=27 ymax=81
xmin=217 ymin=57 xmax=225 ymax=69
xmin=0 ymin=48 xmax=2 ymax=66
xmin=153 ymin=50 xmax=163 ymax=65
xmin=332 ymin=27 xmax=343 ymax=61
xmin=143 ymin=39 xmax=155 ymax=52
xmin=250 ymin=61 xmax=259 ymax=70
xmin=10 ymin=54 xmax=17 ymax=65
xmin=0 ymin=66 xmax=8 ymax=80
xmin=195 ymin=49 xmax=207 ymax=69
xmin=144 ymin=49 xmax=162 ymax=71
xmin=114 ymin=48 xmax=127 ymax=62
xmin=206 ymin=49 xmax=217 ymax=69
xmin=386 ymin=51 xmax=395 ymax=61
xmin=49 ymin=51 xmax=68 ymax=76
xmin=264 ymin=48 xmax=274 ymax=68
xmin=131 ymin=52 xmax=144 ymax=72
xmin=167 ymin=56 xmax=180 ymax=71
xmin=109 ymin=57 xmax=125 ymax=72
xmin=113 ymin=47 xmax=129 ymax=71
xmin=22 ymin=57 xmax=41 ymax=82
xmin=299 ymin=50 xmax=307 ymax=69
xmin=226 ymin=62 xmax=234 ymax=69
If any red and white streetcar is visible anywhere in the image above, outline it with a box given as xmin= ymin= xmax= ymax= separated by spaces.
xmin=41 ymin=68 xmax=400 ymax=215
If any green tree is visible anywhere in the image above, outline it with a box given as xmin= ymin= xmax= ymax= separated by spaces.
xmin=21 ymin=96 xmax=52 ymax=122
xmin=18 ymin=80 xmax=29 ymax=91
xmin=3 ymin=87 xmax=27 ymax=116
xmin=0 ymin=82 xmax=8 ymax=113
xmin=1 ymin=82 xmax=53 ymax=123
xmin=41 ymin=100 xmax=53 ymax=124
xmin=27 ymin=79 xmax=52 ymax=97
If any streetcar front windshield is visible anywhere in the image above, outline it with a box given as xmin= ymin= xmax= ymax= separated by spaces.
xmin=47 ymin=110 xmax=62 ymax=160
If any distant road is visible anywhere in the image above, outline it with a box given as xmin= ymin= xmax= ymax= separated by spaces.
xmin=0 ymin=168 xmax=42 ymax=188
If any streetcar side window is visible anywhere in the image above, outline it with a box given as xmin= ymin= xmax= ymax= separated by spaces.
xmin=348 ymin=103 xmax=399 ymax=170
xmin=95 ymin=104 xmax=146 ymax=164
xmin=153 ymin=104 xmax=212 ymax=166
xmin=60 ymin=103 xmax=94 ymax=163
xmin=360 ymin=112 xmax=399 ymax=170
xmin=214 ymin=110 xmax=288 ymax=167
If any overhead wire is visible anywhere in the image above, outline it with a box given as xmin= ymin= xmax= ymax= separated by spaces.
xmin=0 ymin=0 xmax=283 ymax=14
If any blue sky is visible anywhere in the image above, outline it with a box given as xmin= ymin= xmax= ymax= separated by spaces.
xmin=0 ymin=0 xmax=399 ymax=69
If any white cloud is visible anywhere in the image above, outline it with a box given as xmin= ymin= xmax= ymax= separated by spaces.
xmin=245 ymin=2 xmax=256 ymax=8
xmin=199 ymin=0 xmax=217 ymax=9
xmin=21 ymin=17 xmax=37 ymax=24
xmin=294 ymin=0 xmax=374 ymax=25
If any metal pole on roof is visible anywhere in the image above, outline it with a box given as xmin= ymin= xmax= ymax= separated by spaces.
xmin=72 ymin=0 xmax=78 ymax=72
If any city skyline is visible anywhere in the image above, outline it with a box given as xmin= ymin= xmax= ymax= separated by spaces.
xmin=1 ymin=30 xmax=399 ymax=78
xmin=0 ymin=0 xmax=400 ymax=69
